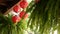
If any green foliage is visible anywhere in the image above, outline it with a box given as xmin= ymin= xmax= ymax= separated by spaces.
xmin=0 ymin=0 xmax=60 ymax=34
xmin=0 ymin=14 xmax=27 ymax=34
xmin=27 ymin=0 xmax=60 ymax=34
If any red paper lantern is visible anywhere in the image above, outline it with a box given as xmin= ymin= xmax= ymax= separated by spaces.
xmin=13 ymin=5 xmax=20 ymax=13
xmin=19 ymin=0 xmax=28 ymax=8
xmin=19 ymin=11 xmax=28 ymax=19
xmin=12 ymin=15 xmax=21 ymax=23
